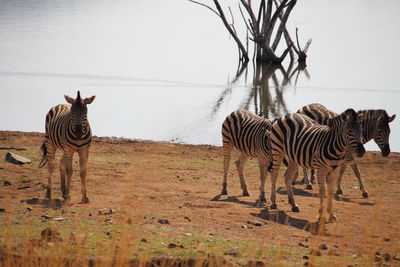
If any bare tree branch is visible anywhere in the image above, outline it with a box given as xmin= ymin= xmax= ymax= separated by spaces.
xmin=213 ymin=0 xmax=249 ymax=62
xmin=188 ymin=0 xmax=220 ymax=17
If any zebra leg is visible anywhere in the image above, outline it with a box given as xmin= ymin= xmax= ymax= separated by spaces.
xmin=303 ymin=168 xmax=314 ymax=190
xmin=326 ymin=169 xmax=339 ymax=222
xmin=257 ymin=156 xmax=268 ymax=202
xmin=351 ymin=162 xmax=368 ymax=198
xmin=79 ymin=148 xmax=90 ymax=203
xmin=269 ymin=154 xmax=283 ymax=210
xmin=45 ymin=144 xmax=56 ymax=199
xmin=221 ymin=143 xmax=233 ymax=195
xmin=336 ymin=164 xmax=347 ymax=195
xmin=65 ymin=154 xmax=73 ymax=201
xmin=235 ymin=153 xmax=249 ymax=196
xmin=60 ymin=152 xmax=72 ymax=201
xmin=316 ymin=169 xmax=327 ymax=223
xmin=284 ymin=162 xmax=300 ymax=212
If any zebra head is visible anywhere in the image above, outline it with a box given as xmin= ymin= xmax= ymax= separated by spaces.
xmin=342 ymin=109 xmax=366 ymax=157
xmin=64 ymin=91 xmax=96 ymax=138
xmin=373 ymin=112 xmax=396 ymax=157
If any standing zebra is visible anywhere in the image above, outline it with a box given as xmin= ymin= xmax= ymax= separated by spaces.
xmin=268 ymin=109 xmax=365 ymax=222
xmin=38 ymin=91 xmax=96 ymax=203
xmin=297 ymin=103 xmax=396 ymax=197
xmin=221 ymin=110 xmax=272 ymax=202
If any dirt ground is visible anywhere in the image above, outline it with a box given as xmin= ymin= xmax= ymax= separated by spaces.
xmin=0 ymin=131 xmax=399 ymax=265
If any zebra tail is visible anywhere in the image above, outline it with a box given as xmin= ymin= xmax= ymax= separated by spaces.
xmin=38 ymin=142 xmax=48 ymax=168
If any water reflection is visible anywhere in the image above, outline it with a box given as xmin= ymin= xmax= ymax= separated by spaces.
xmin=213 ymin=61 xmax=310 ymax=119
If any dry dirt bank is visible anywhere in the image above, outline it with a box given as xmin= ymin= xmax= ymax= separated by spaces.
xmin=0 ymin=131 xmax=399 ymax=265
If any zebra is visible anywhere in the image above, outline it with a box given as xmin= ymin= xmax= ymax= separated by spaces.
xmin=268 ymin=109 xmax=365 ymax=222
xmin=296 ymin=103 xmax=396 ymax=197
xmin=38 ymin=91 xmax=96 ymax=203
xmin=221 ymin=109 xmax=272 ymax=202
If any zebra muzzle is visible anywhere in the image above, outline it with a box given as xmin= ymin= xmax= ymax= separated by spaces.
xmin=381 ymin=144 xmax=390 ymax=157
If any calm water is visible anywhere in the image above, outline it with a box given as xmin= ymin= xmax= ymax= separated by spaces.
xmin=0 ymin=0 xmax=399 ymax=151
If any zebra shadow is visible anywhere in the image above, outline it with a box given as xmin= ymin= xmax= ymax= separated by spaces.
xmin=277 ymin=186 xmax=375 ymax=206
xmin=210 ymin=194 xmax=265 ymax=208
xmin=24 ymin=197 xmax=64 ymax=209
xmin=276 ymin=186 xmax=318 ymax=198
xmin=250 ymin=209 xmax=325 ymax=235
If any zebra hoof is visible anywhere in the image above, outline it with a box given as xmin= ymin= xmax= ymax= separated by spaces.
xmin=362 ymin=192 xmax=369 ymax=198
xmin=259 ymin=196 xmax=267 ymax=203
xmin=306 ymin=184 xmax=313 ymax=190
xmin=270 ymin=203 xmax=278 ymax=210
xmin=328 ymin=214 xmax=337 ymax=223
xmin=221 ymin=189 xmax=228 ymax=195
xmin=291 ymin=206 xmax=300 ymax=212
xmin=242 ymin=191 xmax=250 ymax=197
xmin=336 ymin=189 xmax=343 ymax=195
xmin=81 ymin=196 xmax=90 ymax=204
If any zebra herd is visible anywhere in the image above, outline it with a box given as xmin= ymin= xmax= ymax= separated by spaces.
xmin=38 ymin=91 xmax=395 ymax=223
xmin=222 ymin=105 xmax=395 ymax=223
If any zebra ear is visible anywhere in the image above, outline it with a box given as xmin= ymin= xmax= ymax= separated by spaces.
xmin=64 ymin=95 xmax=75 ymax=104
xmin=84 ymin=96 xmax=96 ymax=105
xmin=388 ymin=114 xmax=396 ymax=123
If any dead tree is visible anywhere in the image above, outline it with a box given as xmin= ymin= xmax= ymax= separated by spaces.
xmin=189 ymin=0 xmax=311 ymax=64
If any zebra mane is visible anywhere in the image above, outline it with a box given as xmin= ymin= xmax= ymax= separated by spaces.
xmin=357 ymin=109 xmax=389 ymax=121
xmin=327 ymin=108 xmax=356 ymax=127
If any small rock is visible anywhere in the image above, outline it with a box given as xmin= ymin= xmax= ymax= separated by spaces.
xmin=168 ymin=243 xmax=184 ymax=249
xmin=224 ymin=248 xmax=240 ymax=256
xmin=319 ymin=243 xmax=328 ymax=250
xmin=27 ymin=207 xmax=33 ymax=211
xmin=3 ymin=181 xmax=11 ymax=186
xmin=98 ymin=208 xmax=114 ymax=215
xmin=299 ymin=242 xmax=309 ymax=248
xmin=241 ymin=225 xmax=248 ymax=229
xmin=158 ymin=219 xmax=170 ymax=225
xmin=140 ymin=238 xmax=147 ymax=243
xmin=53 ymin=217 xmax=67 ymax=221
xmin=184 ymin=233 xmax=193 ymax=237
xmin=106 ymin=231 xmax=112 ymax=237
xmin=184 ymin=216 xmax=191 ymax=222
xmin=104 ymin=218 xmax=113 ymax=225
xmin=5 ymin=152 xmax=31 ymax=165
xmin=41 ymin=213 xmax=52 ymax=220
xmin=17 ymin=185 xmax=30 ymax=190
xmin=384 ymin=237 xmax=390 ymax=241
xmin=247 ymin=220 xmax=264 ymax=226
xmin=303 ymin=255 xmax=309 ymax=259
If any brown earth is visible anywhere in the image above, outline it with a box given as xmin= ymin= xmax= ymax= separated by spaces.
xmin=0 ymin=131 xmax=399 ymax=265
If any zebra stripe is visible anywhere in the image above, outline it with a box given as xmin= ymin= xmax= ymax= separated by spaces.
xmin=39 ymin=91 xmax=95 ymax=204
xmin=297 ymin=103 xmax=396 ymax=197
xmin=221 ymin=109 xmax=271 ymax=202
xmin=268 ymin=109 xmax=365 ymax=222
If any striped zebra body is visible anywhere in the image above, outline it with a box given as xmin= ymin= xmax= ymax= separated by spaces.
xmin=297 ymin=103 xmax=396 ymax=197
xmin=39 ymin=91 xmax=95 ymax=203
xmin=268 ymin=109 xmax=365 ymax=222
xmin=221 ymin=109 xmax=271 ymax=202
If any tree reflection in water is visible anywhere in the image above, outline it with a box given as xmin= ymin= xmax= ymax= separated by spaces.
xmin=212 ymin=61 xmax=310 ymax=120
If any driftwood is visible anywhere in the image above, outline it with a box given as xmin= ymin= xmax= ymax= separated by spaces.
xmin=189 ymin=0 xmax=311 ymax=64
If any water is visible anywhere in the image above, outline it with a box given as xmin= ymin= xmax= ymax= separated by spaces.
xmin=0 ymin=0 xmax=399 ymax=151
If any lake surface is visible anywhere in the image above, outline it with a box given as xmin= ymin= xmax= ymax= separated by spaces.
xmin=0 ymin=0 xmax=399 ymax=152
